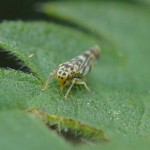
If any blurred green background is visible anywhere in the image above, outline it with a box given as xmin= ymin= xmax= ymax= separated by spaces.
xmin=0 ymin=0 xmax=150 ymax=150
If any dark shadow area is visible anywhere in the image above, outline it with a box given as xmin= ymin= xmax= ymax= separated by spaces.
xmin=0 ymin=47 xmax=37 ymax=76
xmin=47 ymin=123 xmax=108 ymax=145
xmin=0 ymin=0 xmax=46 ymax=20
xmin=0 ymin=0 xmax=147 ymax=21
xmin=49 ymin=124 xmax=84 ymax=145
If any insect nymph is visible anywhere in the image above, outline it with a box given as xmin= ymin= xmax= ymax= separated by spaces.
xmin=43 ymin=45 xmax=100 ymax=100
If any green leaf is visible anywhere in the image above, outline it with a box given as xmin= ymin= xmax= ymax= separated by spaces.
xmin=0 ymin=110 xmax=72 ymax=150
xmin=0 ymin=69 xmax=40 ymax=109
xmin=0 ymin=0 xmax=150 ymax=149
xmin=28 ymin=109 xmax=109 ymax=144
xmin=0 ymin=21 xmax=108 ymax=148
